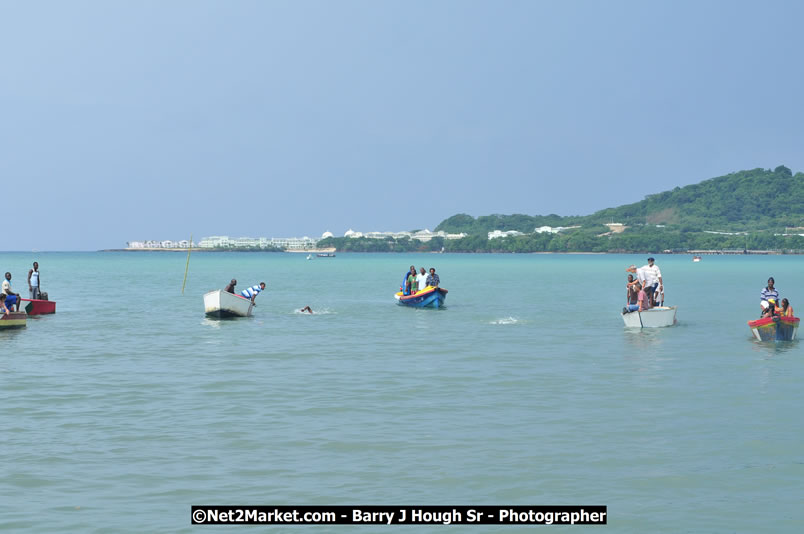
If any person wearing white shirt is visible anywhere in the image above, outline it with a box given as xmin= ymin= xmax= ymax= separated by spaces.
xmin=640 ymin=257 xmax=663 ymax=306
xmin=416 ymin=267 xmax=429 ymax=292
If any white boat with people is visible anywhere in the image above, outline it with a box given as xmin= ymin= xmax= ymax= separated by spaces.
xmin=622 ymin=257 xmax=676 ymax=327
xmin=203 ymin=289 xmax=254 ymax=318
xmin=622 ymin=306 xmax=677 ymax=328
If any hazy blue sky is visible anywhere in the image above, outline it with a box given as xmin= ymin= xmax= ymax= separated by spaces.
xmin=2 ymin=0 xmax=803 ymax=250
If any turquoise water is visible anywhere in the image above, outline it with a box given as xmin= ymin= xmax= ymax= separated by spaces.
xmin=1 ymin=252 xmax=802 ymax=532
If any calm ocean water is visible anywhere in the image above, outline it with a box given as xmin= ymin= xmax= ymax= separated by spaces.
xmin=1 ymin=252 xmax=802 ymax=532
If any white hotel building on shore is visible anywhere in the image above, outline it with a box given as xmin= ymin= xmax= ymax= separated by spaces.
xmin=127 ymin=230 xmax=468 ymax=250
xmin=128 ymin=226 xmax=591 ymax=250
xmin=343 ymin=229 xmax=468 ymax=241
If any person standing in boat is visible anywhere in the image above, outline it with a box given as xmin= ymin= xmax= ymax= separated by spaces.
xmin=402 ymin=265 xmax=417 ymax=295
xmin=241 ymin=282 xmax=266 ymax=304
xmin=425 ymin=267 xmax=440 ymax=289
xmin=626 ymin=274 xmax=639 ymax=307
xmin=28 ymin=261 xmax=41 ymax=300
xmin=407 ymin=270 xmax=418 ymax=295
xmin=641 ymin=257 xmax=663 ymax=307
xmin=224 ymin=279 xmax=237 ymax=294
xmin=760 ymin=277 xmax=779 ymax=312
xmin=416 ymin=267 xmax=429 ymax=292
xmin=2 ymin=272 xmax=20 ymax=312
xmin=654 ymin=284 xmax=665 ymax=307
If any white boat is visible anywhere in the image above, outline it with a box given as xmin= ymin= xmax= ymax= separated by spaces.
xmin=693 ymin=255 xmax=701 ymax=262
xmin=622 ymin=306 xmax=677 ymax=328
xmin=203 ymin=289 xmax=254 ymax=318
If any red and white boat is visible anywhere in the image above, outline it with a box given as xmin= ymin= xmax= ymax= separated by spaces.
xmin=20 ymin=298 xmax=56 ymax=315
xmin=747 ymin=315 xmax=799 ymax=341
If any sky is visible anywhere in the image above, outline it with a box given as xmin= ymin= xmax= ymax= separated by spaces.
xmin=2 ymin=0 xmax=803 ymax=250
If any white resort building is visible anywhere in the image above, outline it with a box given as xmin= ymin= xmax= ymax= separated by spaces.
xmin=344 ymin=228 xmax=467 ymax=241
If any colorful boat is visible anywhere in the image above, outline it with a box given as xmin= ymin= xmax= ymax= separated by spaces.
xmin=394 ymin=286 xmax=448 ymax=308
xmin=0 ymin=311 xmax=27 ymax=328
xmin=20 ymin=298 xmax=56 ymax=315
xmin=747 ymin=315 xmax=799 ymax=341
xmin=622 ymin=306 xmax=677 ymax=328
xmin=203 ymin=289 xmax=254 ymax=318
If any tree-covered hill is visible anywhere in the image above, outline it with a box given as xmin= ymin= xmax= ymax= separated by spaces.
xmin=435 ymin=166 xmax=804 ymax=234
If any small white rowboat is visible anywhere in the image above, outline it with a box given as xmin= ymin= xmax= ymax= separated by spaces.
xmin=622 ymin=306 xmax=677 ymax=328
xmin=203 ymin=290 xmax=254 ymax=318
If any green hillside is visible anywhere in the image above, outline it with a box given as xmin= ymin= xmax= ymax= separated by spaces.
xmin=318 ymin=166 xmax=804 ymax=253
xmin=435 ymin=166 xmax=804 ymax=234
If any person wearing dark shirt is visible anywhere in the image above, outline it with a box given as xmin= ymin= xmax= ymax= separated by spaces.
xmin=760 ymin=277 xmax=779 ymax=312
xmin=224 ymin=279 xmax=237 ymax=294
xmin=425 ymin=268 xmax=440 ymax=288
xmin=626 ymin=274 xmax=638 ymax=306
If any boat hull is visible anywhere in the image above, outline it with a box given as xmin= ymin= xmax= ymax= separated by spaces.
xmin=747 ymin=316 xmax=799 ymax=341
xmin=622 ymin=306 xmax=677 ymax=328
xmin=203 ymin=290 xmax=254 ymax=318
xmin=0 ymin=311 xmax=27 ymax=328
xmin=395 ymin=287 xmax=448 ymax=308
xmin=21 ymin=298 xmax=56 ymax=315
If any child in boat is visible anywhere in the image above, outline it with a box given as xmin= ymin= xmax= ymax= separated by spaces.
xmin=761 ymin=300 xmax=779 ymax=319
xmin=654 ymin=284 xmax=665 ymax=307
xmin=0 ymin=294 xmax=9 ymax=316
xmin=626 ymin=274 xmax=638 ymax=307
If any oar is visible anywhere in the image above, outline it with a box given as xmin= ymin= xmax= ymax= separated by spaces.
xmin=181 ymin=234 xmax=192 ymax=295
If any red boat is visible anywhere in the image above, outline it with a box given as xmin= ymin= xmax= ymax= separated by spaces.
xmin=20 ymin=298 xmax=56 ymax=315
xmin=747 ymin=315 xmax=799 ymax=341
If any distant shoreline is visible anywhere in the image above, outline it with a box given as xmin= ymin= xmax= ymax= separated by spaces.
xmin=100 ymin=247 xmax=337 ymax=253
xmin=94 ymin=248 xmax=797 ymax=255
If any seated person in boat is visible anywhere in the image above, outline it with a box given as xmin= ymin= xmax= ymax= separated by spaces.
xmin=224 ymin=279 xmax=237 ymax=294
xmin=241 ymin=282 xmax=266 ymax=304
xmin=0 ymin=294 xmax=10 ymax=316
xmin=624 ymin=282 xmax=650 ymax=313
xmin=1 ymin=272 xmax=20 ymax=312
xmin=425 ymin=267 xmax=440 ymax=289
xmin=760 ymin=300 xmax=779 ymax=319
xmin=779 ymin=298 xmax=794 ymax=318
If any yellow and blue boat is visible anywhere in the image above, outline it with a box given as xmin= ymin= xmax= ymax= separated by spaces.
xmin=394 ymin=286 xmax=448 ymax=308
